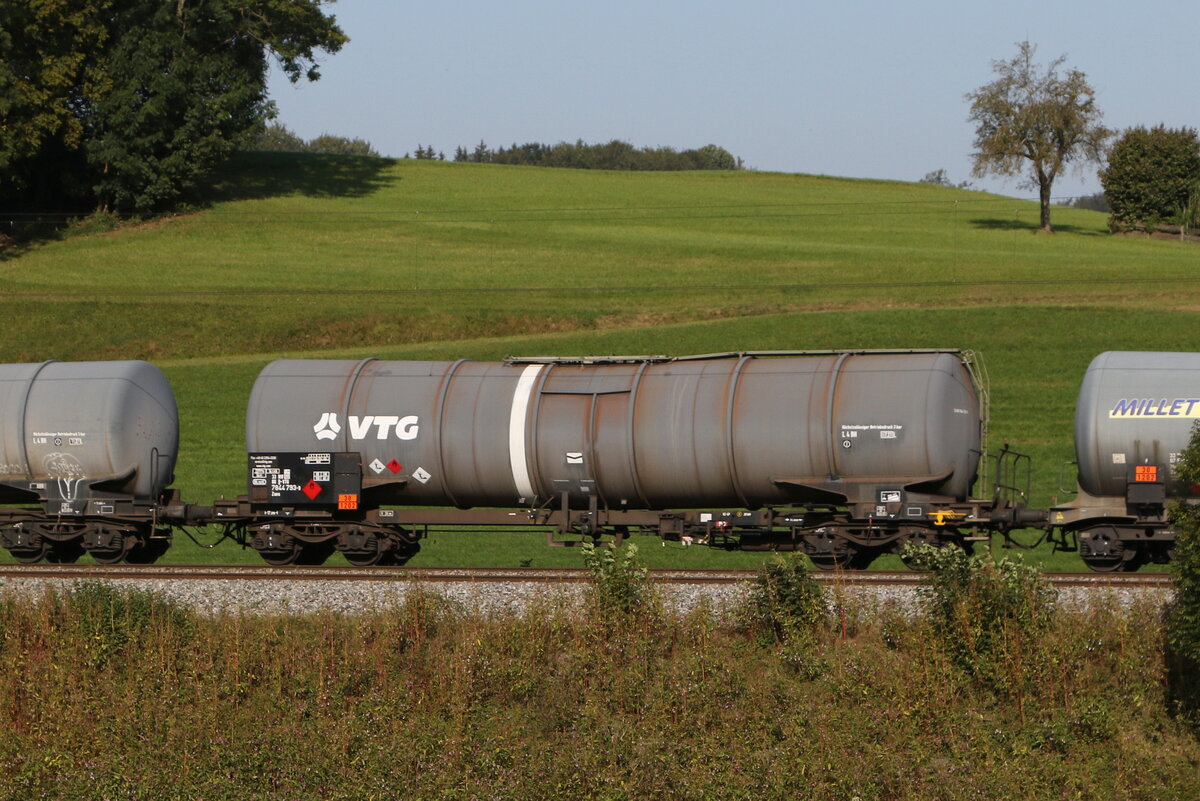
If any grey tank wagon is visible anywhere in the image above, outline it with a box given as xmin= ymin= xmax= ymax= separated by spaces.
xmin=232 ymin=350 xmax=1039 ymax=568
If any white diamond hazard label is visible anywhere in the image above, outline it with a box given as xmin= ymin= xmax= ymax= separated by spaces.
xmin=412 ymin=467 xmax=432 ymax=484
xmin=369 ymin=458 xmax=386 ymax=474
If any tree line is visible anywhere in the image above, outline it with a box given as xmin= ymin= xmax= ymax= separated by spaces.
xmin=446 ymin=139 xmax=743 ymax=172
xmin=252 ymin=123 xmax=380 ymax=158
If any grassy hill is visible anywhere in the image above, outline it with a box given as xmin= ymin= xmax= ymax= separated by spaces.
xmin=5 ymin=151 xmax=1192 ymax=364
xmin=3 ymin=152 xmax=1198 ymax=567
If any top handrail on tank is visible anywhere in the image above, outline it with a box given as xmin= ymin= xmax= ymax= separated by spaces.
xmin=503 ymin=349 xmax=969 ymax=365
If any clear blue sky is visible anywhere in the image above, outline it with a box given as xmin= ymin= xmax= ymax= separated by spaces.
xmin=267 ymin=0 xmax=1199 ymax=200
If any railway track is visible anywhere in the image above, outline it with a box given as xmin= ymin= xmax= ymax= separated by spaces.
xmin=0 ymin=563 xmax=1176 ymax=588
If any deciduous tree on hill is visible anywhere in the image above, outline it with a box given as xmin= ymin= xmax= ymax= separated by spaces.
xmin=966 ymin=41 xmax=1110 ymax=233
xmin=0 ymin=0 xmax=346 ymax=216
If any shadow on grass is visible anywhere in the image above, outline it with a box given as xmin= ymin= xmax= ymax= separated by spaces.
xmin=0 ymin=236 xmax=31 ymax=262
xmin=970 ymin=217 xmax=1102 ymax=236
xmin=208 ymin=151 xmax=396 ymax=202
xmin=0 ymin=151 xmax=397 ymax=261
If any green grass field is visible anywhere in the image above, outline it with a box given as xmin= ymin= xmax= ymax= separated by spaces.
xmin=3 ymin=152 xmax=1198 ymax=568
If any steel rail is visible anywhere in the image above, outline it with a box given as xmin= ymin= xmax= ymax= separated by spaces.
xmin=0 ymin=564 xmax=1176 ymax=589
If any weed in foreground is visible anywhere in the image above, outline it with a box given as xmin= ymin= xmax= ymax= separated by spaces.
xmin=65 ymin=580 xmax=193 ymax=668
xmin=742 ymin=554 xmax=828 ymax=640
xmin=902 ymin=544 xmax=1056 ymax=695
xmin=739 ymin=554 xmax=829 ymax=678
xmin=580 ymin=541 xmax=653 ymax=615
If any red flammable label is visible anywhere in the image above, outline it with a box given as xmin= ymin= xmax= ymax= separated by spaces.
xmin=388 ymin=460 xmax=403 ymax=474
xmin=303 ymin=480 xmax=323 ymax=500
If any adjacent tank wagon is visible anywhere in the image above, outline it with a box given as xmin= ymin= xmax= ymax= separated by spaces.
xmin=0 ymin=361 xmax=181 ymax=563
xmin=1052 ymin=351 xmax=1200 ymax=571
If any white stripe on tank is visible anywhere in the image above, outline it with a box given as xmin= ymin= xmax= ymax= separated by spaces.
xmin=508 ymin=364 xmax=544 ymax=503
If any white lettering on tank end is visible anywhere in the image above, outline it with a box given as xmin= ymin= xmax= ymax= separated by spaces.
xmin=509 ymin=364 xmax=544 ymax=504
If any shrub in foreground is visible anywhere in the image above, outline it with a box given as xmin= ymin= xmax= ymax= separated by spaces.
xmin=1165 ymin=421 xmax=1200 ymax=727
xmin=741 ymin=554 xmax=828 ymax=677
xmin=902 ymin=545 xmax=1056 ymax=691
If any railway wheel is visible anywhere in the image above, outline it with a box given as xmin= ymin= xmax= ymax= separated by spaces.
xmin=803 ymin=527 xmax=854 ymax=570
xmin=340 ymin=530 xmax=389 ymax=566
xmin=344 ymin=550 xmax=386 ymax=567
xmin=84 ymin=527 xmax=133 ymax=565
xmin=10 ymin=538 xmax=48 ymax=564
xmin=343 ymin=534 xmax=384 ymax=565
xmin=810 ymin=552 xmax=855 ymax=570
xmin=1079 ymin=526 xmax=1126 ymax=572
xmin=3 ymin=525 xmax=52 ymax=563
xmin=259 ymin=537 xmax=302 ymax=566
xmin=252 ymin=526 xmax=307 ymax=566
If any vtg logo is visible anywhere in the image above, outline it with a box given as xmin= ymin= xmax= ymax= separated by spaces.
xmin=313 ymin=412 xmax=420 ymax=441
